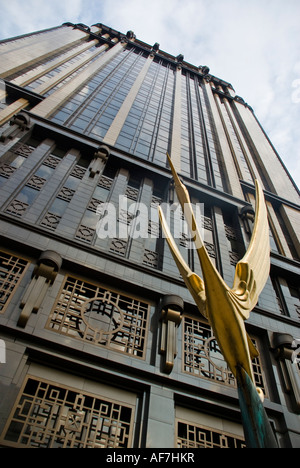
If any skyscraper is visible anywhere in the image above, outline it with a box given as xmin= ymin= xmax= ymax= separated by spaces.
xmin=0 ymin=21 xmax=299 ymax=448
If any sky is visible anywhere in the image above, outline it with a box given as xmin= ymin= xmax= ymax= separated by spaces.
xmin=0 ymin=0 xmax=299 ymax=190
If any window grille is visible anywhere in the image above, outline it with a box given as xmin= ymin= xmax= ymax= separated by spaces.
xmin=0 ymin=251 xmax=28 ymax=313
xmin=46 ymin=276 xmax=149 ymax=358
xmin=1 ymin=376 xmax=134 ymax=448
xmin=183 ymin=316 xmax=268 ymax=395
xmin=177 ymin=420 xmax=245 ymax=449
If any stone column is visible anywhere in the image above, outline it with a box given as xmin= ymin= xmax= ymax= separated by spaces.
xmin=169 ymin=65 xmax=182 ymax=173
xmin=31 ymin=39 xmax=124 ymax=119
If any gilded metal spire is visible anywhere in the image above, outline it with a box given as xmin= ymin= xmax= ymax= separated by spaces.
xmin=159 ymin=152 xmax=270 ymax=396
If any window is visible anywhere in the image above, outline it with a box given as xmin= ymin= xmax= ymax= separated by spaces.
xmin=0 ymin=251 xmax=28 ymax=314
xmin=1 ymin=375 xmax=135 ymax=448
xmin=116 ymin=60 xmax=174 ymax=165
xmin=46 ymin=276 xmax=150 ymax=358
xmin=177 ymin=420 xmax=245 ymax=448
xmin=182 ymin=316 xmax=268 ymax=395
xmin=273 ymin=276 xmax=300 ymax=319
xmin=51 ymin=48 xmax=147 ymax=142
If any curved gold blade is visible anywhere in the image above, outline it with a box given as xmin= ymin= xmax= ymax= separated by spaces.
xmin=232 ymin=180 xmax=270 ymax=318
xmin=158 ymin=205 xmax=206 ymax=317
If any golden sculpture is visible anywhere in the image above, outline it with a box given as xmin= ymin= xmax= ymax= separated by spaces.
xmin=159 ymin=153 xmax=270 ymax=400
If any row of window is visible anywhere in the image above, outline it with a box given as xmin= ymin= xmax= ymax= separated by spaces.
xmin=1 ymin=250 xmax=299 ymax=392
xmin=0 ymin=374 xmax=245 ymax=448
xmin=51 ymin=48 xmax=147 ymax=139
xmin=0 ymin=139 xmax=299 ymax=316
xmin=44 ymin=45 xmax=238 ymax=192
xmin=116 ymin=58 xmax=174 ymax=165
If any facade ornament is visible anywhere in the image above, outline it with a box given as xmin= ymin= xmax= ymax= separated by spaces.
xmin=126 ymin=30 xmax=136 ymax=40
xmin=18 ymin=250 xmax=62 ymax=328
xmin=271 ymin=333 xmax=300 ymax=414
xmin=240 ymin=205 xmax=255 ymax=235
xmin=0 ymin=112 xmax=31 ymax=142
xmin=176 ymin=54 xmax=184 ymax=63
xmin=158 ymin=152 xmax=278 ymax=447
xmin=89 ymin=145 xmax=110 ymax=178
xmin=199 ymin=65 xmax=210 ymax=76
xmin=74 ymin=23 xmax=90 ymax=33
xmin=159 ymin=295 xmax=184 ymax=373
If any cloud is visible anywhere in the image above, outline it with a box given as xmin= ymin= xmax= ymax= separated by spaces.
xmin=0 ymin=0 xmax=299 ymax=188
xmin=0 ymin=0 xmax=78 ymax=37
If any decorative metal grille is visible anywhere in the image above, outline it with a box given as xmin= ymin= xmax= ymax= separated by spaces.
xmin=179 ymin=233 xmax=189 ymax=248
xmin=177 ymin=420 xmax=245 ymax=449
xmin=143 ymin=249 xmax=159 ymax=268
xmin=0 ymin=163 xmax=16 ymax=178
xmin=87 ymin=198 xmax=103 ymax=212
xmin=40 ymin=212 xmax=61 ymax=230
xmin=229 ymin=250 xmax=240 ymax=266
xmin=225 ymin=224 xmax=238 ymax=240
xmin=46 ymin=276 xmax=149 ymax=358
xmin=204 ymin=241 xmax=216 ymax=259
xmin=13 ymin=143 xmax=35 ymax=158
xmin=183 ymin=316 xmax=268 ymax=394
xmin=0 ymin=143 xmax=34 ymax=181
xmin=57 ymin=187 xmax=75 ymax=202
xmin=43 ymin=155 xmax=61 ymax=169
xmin=118 ymin=209 xmax=134 ymax=225
xmin=5 ymin=199 xmax=29 ymax=216
xmin=26 ymin=174 xmax=46 ymax=190
xmin=125 ymin=186 xmax=139 ymax=201
xmin=98 ymin=175 xmax=114 ymax=190
xmin=151 ymin=195 xmax=162 ymax=208
xmin=202 ymin=216 xmax=213 ymax=231
xmin=0 ymin=251 xmax=28 ymax=313
xmin=109 ymin=238 xmax=127 ymax=256
xmin=75 ymin=225 xmax=95 ymax=243
xmin=70 ymin=165 xmax=86 ymax=179
xmin=1 ymin=376 xmax=134 ymax=448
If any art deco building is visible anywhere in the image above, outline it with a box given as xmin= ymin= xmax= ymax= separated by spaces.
xmin=0 ymin=22 xmax=299 ymax=449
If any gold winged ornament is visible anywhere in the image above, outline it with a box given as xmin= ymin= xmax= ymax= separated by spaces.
xmin=159 ymin=153 xmax=270 ymax=401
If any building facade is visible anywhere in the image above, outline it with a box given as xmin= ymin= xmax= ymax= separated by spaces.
xmin=0 ymin=22 xmax=299 ymax=448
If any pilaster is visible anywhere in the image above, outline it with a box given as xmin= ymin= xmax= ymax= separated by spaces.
xmin=206 ymin=85 xmax=243 ymax=199
xmin=103 ymin=54 xmax=154 ymax=146
xmin=34 ymin=42 xmax=109 ymax=96
xmin=0 ymin=26 xmax=89 ymax=79
xmin=11 ymin=39 xmax=102 ymax=89
xmin=169 ymin=66 xmax=182 ymax=173
xmin=31 ymin=39 xmax=124 ymax=120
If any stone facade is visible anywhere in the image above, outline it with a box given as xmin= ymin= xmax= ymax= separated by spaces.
xmin=0 ymin=22 xmax=299 ymax=448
